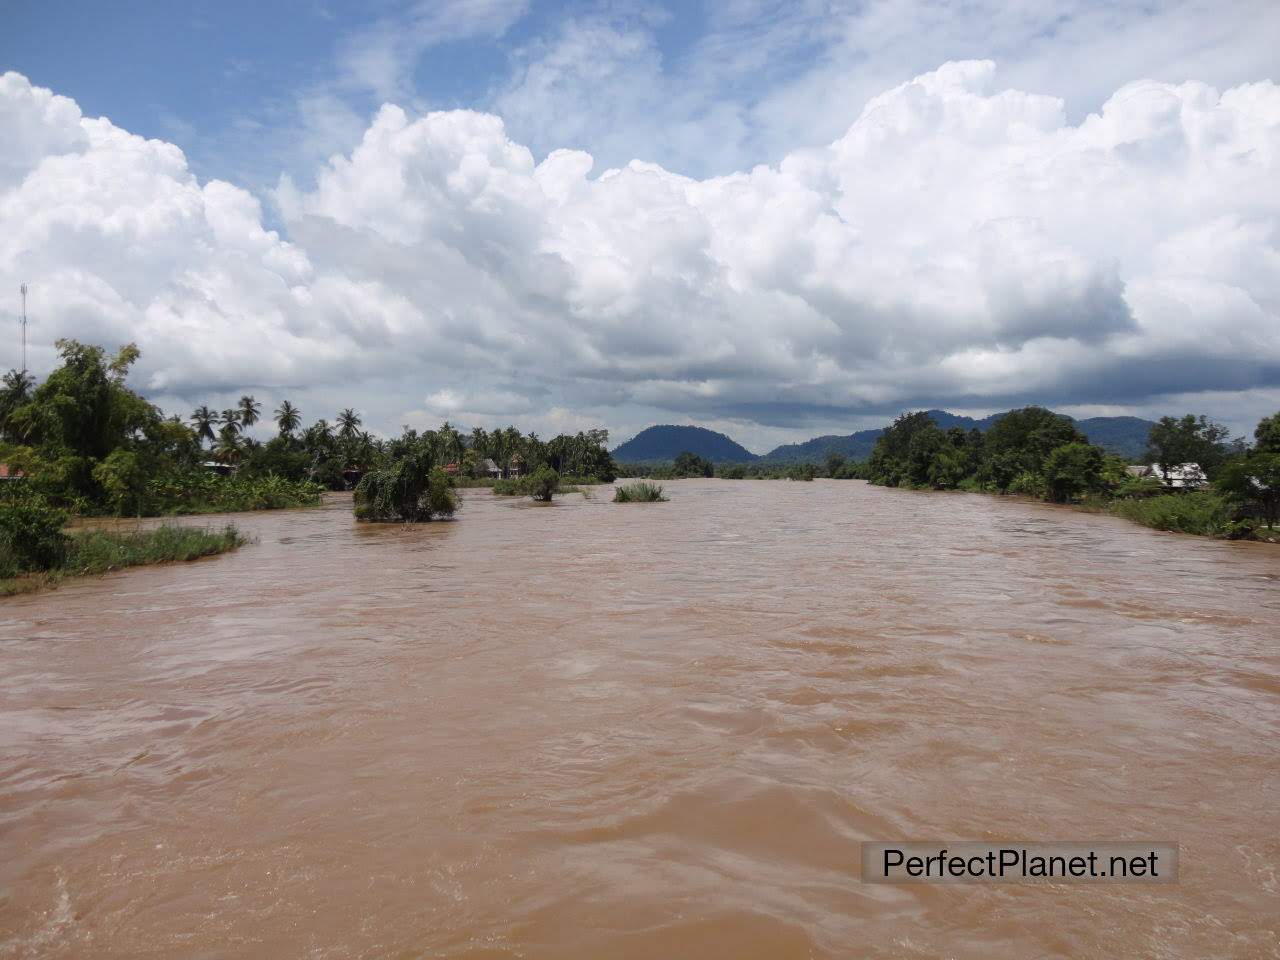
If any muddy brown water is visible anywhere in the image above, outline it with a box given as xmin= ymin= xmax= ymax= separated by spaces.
xmin=1 ymin=480 xmax=1278 ymax=958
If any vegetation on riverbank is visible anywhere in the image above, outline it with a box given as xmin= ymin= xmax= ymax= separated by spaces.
xmin=0 ymin=514 xmax=246 ymax=596
xmin=862 ymin=406 xmax=1280 ymax=540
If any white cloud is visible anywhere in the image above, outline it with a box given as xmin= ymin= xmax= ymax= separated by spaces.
xmin=1 ymin=61 xmax=1279 ymax=452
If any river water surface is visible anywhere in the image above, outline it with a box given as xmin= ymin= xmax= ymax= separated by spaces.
xmin=1 ymin=480 xmax=1278 ymax=958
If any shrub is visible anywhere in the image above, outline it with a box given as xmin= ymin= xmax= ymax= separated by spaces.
xmin=613 ymin=481 xmax=667 ymax=503
xmin=491 ymin=476 xmax=529 ymax=496
xmin=529 ymin=466 xmax=560 ymax=502
xmin=0 ymin=491 xmax=69 ymax=571
xmin=1110 ymin=492 xmax=1234 ymax=536
xmin=1007 ymin=471 xmax=1046 ymax=499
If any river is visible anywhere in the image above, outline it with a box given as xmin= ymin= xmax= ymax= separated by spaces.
xmin=1 ymin=480 xmax=1277 ymax=958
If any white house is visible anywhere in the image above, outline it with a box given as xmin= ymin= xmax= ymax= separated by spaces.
xmin=1126 ymin=463 xmax=1208 ymax=489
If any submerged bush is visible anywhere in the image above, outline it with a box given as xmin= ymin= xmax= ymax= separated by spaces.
xmin=529 ymin=466 xmax=560 ymax=502
xmin=1109 ymin=492 xmax=1234 ymax=536
xmin=491 ymin=476 xmax=528 ymax=496
xmin=613 ymin=481 xmax=667 ymax=503
xmin=355 ymin=459 xmax=457 ymax=522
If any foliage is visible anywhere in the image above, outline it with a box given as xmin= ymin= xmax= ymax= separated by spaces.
xmin=1042 ymin=442 xmax=1106 ymax=503
xmin=529 ymin=466 xmax=560 ymax=501
xmin=1110 ymin=492 xmax=1235 ymax=537
xmin=1144 ymin=414 xmax=1240 ymax=482
xmin=65 ymin=524 xmax=246 ymax=576
xmin=143 ymin=472 xmax=324 ymax=514
xmin=0 ymin=490 xmax=69 ymax=572
xmin=613 ymin=481 xmax=667 ymax=502
xmin=1216 ymin=451 xmax=1280 ymax=527
xmin=2 ymin=522 xmax=245 ymax=593
xmin=673 ymin=450 xmax=715 ymax=477
xmin=980 ymin=407 xmax=1085 ymax=491
xmin=355 ymin=453 xmax=457 ymax=522
xmin=788 ymin=462 xmax=817 ymax=481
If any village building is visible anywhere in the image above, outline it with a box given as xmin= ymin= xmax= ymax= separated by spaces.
xmin=1125 ymin=463 xmax=1208 ymax=488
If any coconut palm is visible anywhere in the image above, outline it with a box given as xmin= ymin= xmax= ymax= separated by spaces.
xmin=190 ymin=405 xmax=217 ymax=446
xmin=238 ymin=395 xmax=261 ymax=430
xmin=337 ymin=408 xmax=362 ymax=441
xmin=219 ymin=408 xmax=241 ymax=436
xmin=274 ymin=400 xmax=301 ymax=438
xmin=0 ymin=369 xmax=35 ymax=441
xmin=214 ymin=424 xmax=243 ymax=465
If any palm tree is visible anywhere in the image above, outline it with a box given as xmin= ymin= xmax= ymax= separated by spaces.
xmin=214 ymin=424 xmax=242 ymax=465
xmin=191 ymin=405 xmax=217 ymax=446
xmin=275 ymin=400 xmax=301 ymax=438
xmin=220 ymin=409 xmax=241 ymax=436
xmin=337 ymin=408 xmax=362 ymax=441
xmin=238 ymin=395 xmax=262 ymax=430
xmin=1 ymin=369 xmax=35 ymax=441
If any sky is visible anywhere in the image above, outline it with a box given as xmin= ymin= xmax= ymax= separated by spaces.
xmin=1 ymin=0 xmax=1278 ymax=452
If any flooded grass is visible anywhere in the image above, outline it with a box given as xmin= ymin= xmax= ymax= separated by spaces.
xmin=0 ymin=524 xmax=247 ymax=596
xmin=613 ymin=481 xmax=667 ymax=502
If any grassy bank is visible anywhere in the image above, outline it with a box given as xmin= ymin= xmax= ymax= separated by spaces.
xmin=1107 ymin=492 xmax=1264 ymax=540
xmin=0 ymin=524 xmax=247 ymax=596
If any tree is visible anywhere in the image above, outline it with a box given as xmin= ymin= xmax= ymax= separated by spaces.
xmin=981 ymin=407 xmax=1085 ymax=490
xmin=1217 ymin=453 xmax=1280 ymax=528
xmin=4 ymin=339 xmax=176 ymax=506
xmin=826 ymin=452 xmax=846 ymax=478
xmin=220 ymin=409 xmax=241 ymax=436
xmin=673 ymin=451 xmax=714 ymax=477
xmin=238 ymin=395 xmax=261 ymax=431
xmin=1253 ymin=413 xmax=1280 ymax=454
xmin=274 ymin=400 xmax=301 ymax=438
xmin=1145 ymin=415 xmax=1236 ymax=484
xmin=529 ymin=465 xmax=560 ymax=501
xmin=337 ymin=408 xmax=362 ymax=441
xmin=0 ymin=369 xmax=35 ymax=441
xmin=190 ymin=405 xmax=217 ymax=446
xmin=355 ymin=451 xmax=458 ymax=522
xmin=1043 ymin=442 xmax=1105 ymax=502
xmin=867 ymin=411 xmax=937 ymax=487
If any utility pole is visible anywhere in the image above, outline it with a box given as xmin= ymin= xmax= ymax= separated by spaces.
xmin=18 ymin=283 xmax=28 ymax=374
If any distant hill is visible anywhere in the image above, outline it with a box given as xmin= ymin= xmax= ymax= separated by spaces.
xmin=612 ymin=425 xmax=759 ymax=463
xmin=761 ymin=410 xmax=1155 ymax=463
xmin=613 ymin=410 xmax=1157 ymax=465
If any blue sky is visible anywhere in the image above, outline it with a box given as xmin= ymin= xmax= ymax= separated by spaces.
xmin=2 ymin=1 xmax=1279 ymax=449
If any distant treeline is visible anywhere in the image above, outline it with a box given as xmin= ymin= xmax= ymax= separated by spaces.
xmin=0 ymin=339 xmax=618 ymax=518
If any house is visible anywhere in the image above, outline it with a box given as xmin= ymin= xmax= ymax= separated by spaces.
xmin=201 ymin=460 xmax=236 ymax=477
xmin=443 ymin=461 xmax=460 ymax=475
xmin=479 ymin=458 xmax=501 ymax=478
xmin=1126 ymin=463 xmax=1208 ymax=489
xmin=0 ymin=463 xmax=25 ymax=481
xmin=507 ymin=455 xmax=526 ymax=479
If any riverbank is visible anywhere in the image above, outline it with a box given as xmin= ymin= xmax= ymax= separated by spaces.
xmin=0 ymin=524 xmax=247 ymax=596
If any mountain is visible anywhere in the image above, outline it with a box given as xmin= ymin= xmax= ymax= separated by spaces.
xmin=761 ymin=410 xmax=1155 ymax=463
xmin=1072 ymin=417 xmax=1156 ymax=460
xmin=613 ymin=411 xmax=1157 ymax=465
xmin=612 ymin=425 xmax=759 ymax=463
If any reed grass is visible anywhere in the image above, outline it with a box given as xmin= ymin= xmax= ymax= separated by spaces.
xmin=613 ymin=481 xmax=667 ymax=503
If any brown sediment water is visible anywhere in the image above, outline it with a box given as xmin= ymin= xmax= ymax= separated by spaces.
xmin=1 ymin=480 xmax=1277 ymax=958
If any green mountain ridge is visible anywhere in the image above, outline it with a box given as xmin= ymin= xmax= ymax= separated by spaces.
xmin=612 ymin=411 xmax=1158 ymax=464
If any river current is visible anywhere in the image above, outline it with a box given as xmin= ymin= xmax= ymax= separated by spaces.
xmin=1 ymin=480 xmax=1277 ymax=957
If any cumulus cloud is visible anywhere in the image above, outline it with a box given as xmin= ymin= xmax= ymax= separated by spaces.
xmin=0 ymin=62 xmax=1278 ymax=449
